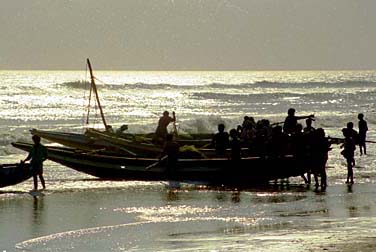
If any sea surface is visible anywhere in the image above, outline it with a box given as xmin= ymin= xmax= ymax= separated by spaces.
xmin=0 ymin=70 xmax=376 ymax=251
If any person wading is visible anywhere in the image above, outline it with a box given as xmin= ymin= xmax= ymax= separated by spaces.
xmin=22 ymin=135 xmax=48 ymax=191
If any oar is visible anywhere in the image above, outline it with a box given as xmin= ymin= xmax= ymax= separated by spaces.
xmin=328 ymin=137 xmax=376 ymax=144
xmin=172 ymin=111 xmax=178 ymax=137
xmin=145 ymin=155 xmax=167 ymax=170
xmin=270 ymin=121 xmax=284 ymax=126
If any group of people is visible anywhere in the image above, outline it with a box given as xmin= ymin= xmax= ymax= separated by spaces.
xmin=211 ymin=108 xmax=369 ymax=188
xmin=340 ymin=113 xmax=368 ymax=184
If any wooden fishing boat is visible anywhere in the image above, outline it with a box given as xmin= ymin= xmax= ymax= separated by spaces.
xmin=0 ymin=163 xmax=32 ymax=188
xmin=31 ymin=128 xmax=213 ymax=157
xmin=30 ymin=128 xmax=138 ymax=156
xmin=12 ymin=142 xmax=306 ymax=185
xmin=116 ymin=132 xmax=213 ymax=147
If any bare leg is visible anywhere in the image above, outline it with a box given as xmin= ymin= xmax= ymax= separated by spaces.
xmin=39 ymin=175 xmax=46 ymax=189
xmin=301 ymin=174 xmax=308 ymax=184
xmin=313 ymin=173 xmax=319 ymax=187
xmin=33 ymin=175 xmax=38 ymax=190
xmin=306 ymin=171 xmax=311 ymax=184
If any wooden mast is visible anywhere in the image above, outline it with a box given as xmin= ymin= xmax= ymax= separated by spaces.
xmin=86 ymin=58 xmax=108 ymax=129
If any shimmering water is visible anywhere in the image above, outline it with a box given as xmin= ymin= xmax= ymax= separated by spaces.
xmin=0 ymin=70 xmax=375 ymax=251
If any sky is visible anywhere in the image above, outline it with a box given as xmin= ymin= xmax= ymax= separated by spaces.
xmin=1 ymin=0 xmax=375 ymax=70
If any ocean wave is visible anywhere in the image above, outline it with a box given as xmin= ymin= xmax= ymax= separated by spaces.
xmin=58 ymin=80 xmax=376 ymax=91
xmin=210 ymin=80 xmax=376 ymax=89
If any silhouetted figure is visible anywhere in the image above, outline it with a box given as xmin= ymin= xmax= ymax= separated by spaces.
xmin=229 ymin=128 xmax=241 ymax=161
xmin=303 ymin=118 xmax=316 ymax=184
xmin=283 ymin=108 xmax=314 ymax=135
xmin=346 ymin=122 xmax=359 ymax=144
xmin=341 ymin=128 xmax=356 ymax=184
xmin=291 ymin=124 xmax=309 ymax=184
xmin=242 ymin=116 xmax=251 ymax=130
xmin=267 ymin=126 xmax=288 ymax=158
xmin=252 ymin=121 xmax=267 ymax=157
xmin=153 ymin=111 xmax=176 ymax=143
xmin=160 ymin=134 xmax=180 ymax=176
xmin=115 ymin=124 xmax=128 ymax=135
xmin=311 ymin=128 xmax=331 ymax=188
xmin=241 ymin=116 xmax=256 ymax=140
xmin=212 ymin=124 xmax=229 ymax=156
xmin=303 ymin=118 xmax=315 ymax=134
xmin=23 ymin=135 xmax=48 ymax=191
xmin=105 ymin=125 xmax=115 ymax=133
xmin=358 ymin=113 xmax=368 ymax=155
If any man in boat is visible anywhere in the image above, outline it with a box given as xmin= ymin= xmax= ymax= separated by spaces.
xmin=22 ymin=135 xmax=48 ymax=190
xmin=357 ymin=113 xmax=368 ymax=155
xmin=283 ymin=108 xmax=314 ymax=135
xmin=153 ymin=111 xmax=176 ymax=144
xmin=212 ymin=124 xmax=229 ymax=156
xmin=160 ymin=134 xmax=180 ymax=176
xmin=229 ymin=129 xmax=241 ymax=162
xmin=303 ymin=118 xmax=315 ymax=134
xmin=115 ymin=124 xmax=128 ymax=136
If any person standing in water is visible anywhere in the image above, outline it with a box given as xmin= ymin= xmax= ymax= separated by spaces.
xmin=23 ymin=135 xmax=48 ymax=191
xmin=358 ymin=113 xmax=368 ymax=155
xmin=310 ymin=128 xmax=331 ymax=188
xmin=341 ymin=128 xmax=356 ymax=184
xmin=160 ymin=133 xmax=180 ymax=176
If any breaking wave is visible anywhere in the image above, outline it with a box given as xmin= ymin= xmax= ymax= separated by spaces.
xmin=58 ymin=80 xmax=376 ymax=91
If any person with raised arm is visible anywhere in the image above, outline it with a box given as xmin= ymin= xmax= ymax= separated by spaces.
xmin=283 ymin=108 xmax=314 ymax=135
xmin=152 ymin=111 xmax=176 ymax=144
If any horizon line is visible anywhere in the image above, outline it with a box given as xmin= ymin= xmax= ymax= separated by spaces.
xmin=0 ymin=68 xmax=375 ymax=72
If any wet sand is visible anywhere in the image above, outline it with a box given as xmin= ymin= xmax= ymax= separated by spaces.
xmin=1 ymin=181 xmax=376 ymax=252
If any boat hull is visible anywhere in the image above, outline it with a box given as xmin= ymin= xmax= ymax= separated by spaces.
xmin=0 ymin=163 xmax=32 ymax=188
xmin=12 ymin=142 xmax=306 ymax=185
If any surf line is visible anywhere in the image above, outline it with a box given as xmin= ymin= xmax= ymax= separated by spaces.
xmin=15 ymin=220 xmax=153 ymax=249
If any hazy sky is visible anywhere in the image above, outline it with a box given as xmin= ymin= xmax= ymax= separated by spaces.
xmin=1 ymin=0 xmax=375 ymax=70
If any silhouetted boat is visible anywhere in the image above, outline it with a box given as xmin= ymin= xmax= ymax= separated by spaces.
xmin=12 ymin=142 xmax=306 ymax=185
xmin=31 ymin=128 xmax=214 ymax=157
xmin=0 ymin=163 xmax=32 ymax=188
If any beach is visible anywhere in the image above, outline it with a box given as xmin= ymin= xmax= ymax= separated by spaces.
xmin=2 ymin=177 xmax=376 ymax=251
xmin=0 ymin=70 xmax=376 ymax=251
